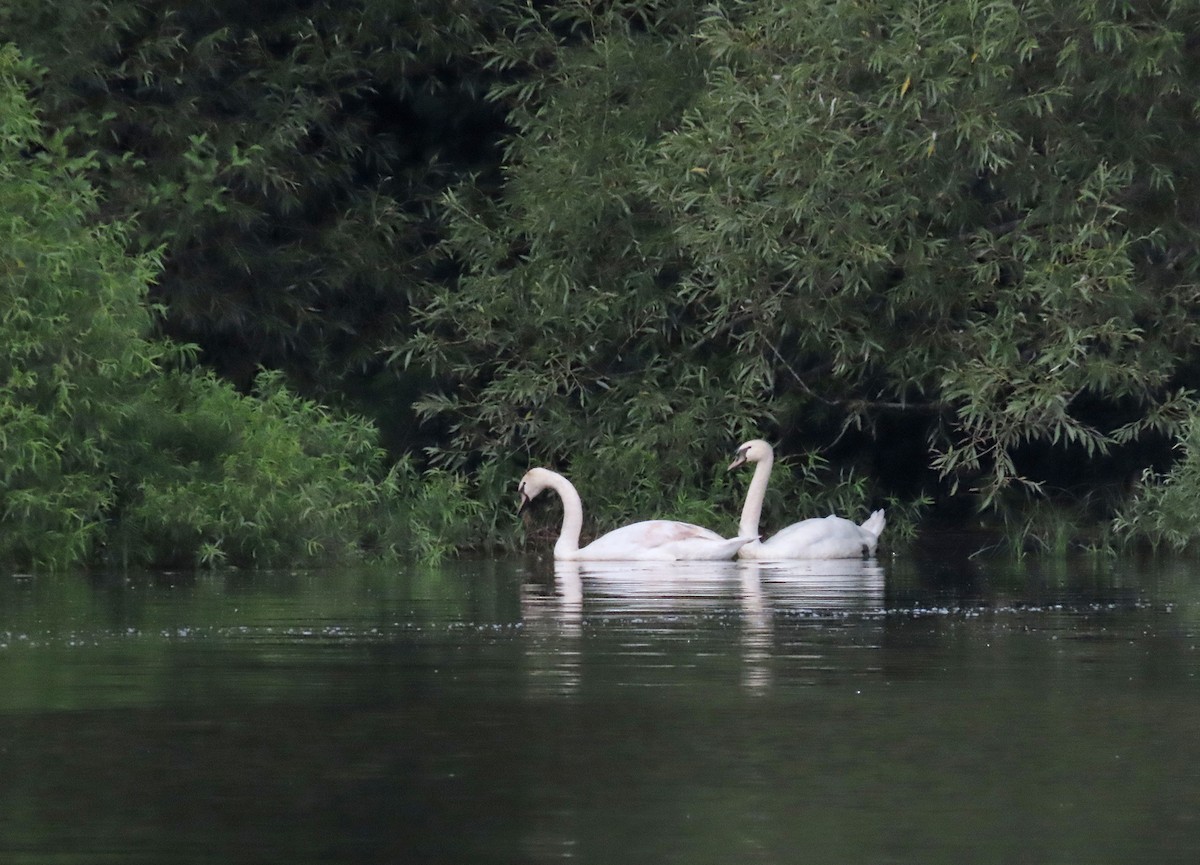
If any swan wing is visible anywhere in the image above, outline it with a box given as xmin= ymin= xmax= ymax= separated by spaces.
xmin=579 ymin=520 xmax=742 ymax=561
xmin=756 ymin=515 xmax=873 ymax=560
xmin=770 ymin=515 xmax=863 ymax=543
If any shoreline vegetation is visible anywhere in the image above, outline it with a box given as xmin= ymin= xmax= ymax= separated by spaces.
xmin=6 ymin=2 xmax=1200 ymax=570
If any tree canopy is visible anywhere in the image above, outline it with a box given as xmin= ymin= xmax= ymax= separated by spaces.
xmin=0 ymin=0 xmax=507 ymax=453
xmin=410 ymin=0 xmax=1200 ymax=549
xmin=6 ymin=0 xmax=1200 ymax=560
xmin=0 ymin=44 xmax=475 ymax=569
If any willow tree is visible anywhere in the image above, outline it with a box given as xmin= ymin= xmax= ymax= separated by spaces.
xmin=413 ymin=0 xmax=1200 ymax=547
xmin=647 ymin=0 xmax=1200 ymax=538
xmin=406 ymin=2 xmax=774 ymax=531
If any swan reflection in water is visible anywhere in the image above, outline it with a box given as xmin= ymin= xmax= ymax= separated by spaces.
xmin=517 ymin=561 xmax=585 ymax=697
xmin=554 ymin=558 xmax=743 ymax=611
xmin=742 ymin=557 xmax=886 ymax=610
xmin=738 ymin=557 xmax=886 ymax=693
xmin=517 ymin=557 xmax=886 ymax=861
xmin=520 ymin=557 xmax=886 ymax=695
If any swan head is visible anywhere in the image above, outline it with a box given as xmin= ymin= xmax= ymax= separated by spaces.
xmin=517 ymin=467 xmax=555 ymax=513
xmin=728 ymin=439 xmax=774 ymax=471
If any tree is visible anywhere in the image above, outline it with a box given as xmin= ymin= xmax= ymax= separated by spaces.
xmin=407 ymin=2 xmax=782 ymax=532
xmin=1 ymin=45 xmax=462 ymax=569
xmin=410 ymin=0 xmax=1200 ymax=547
xmin=1 ymin=44 xmax=166 ymax=567
xmin=0 ymin=0 xmax=506 ymax=453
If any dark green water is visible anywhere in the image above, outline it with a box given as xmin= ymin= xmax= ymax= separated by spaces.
xmin=0 ymin=554 xmax=1198 ymax=864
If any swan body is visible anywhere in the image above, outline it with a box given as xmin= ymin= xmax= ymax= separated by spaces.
xmin=518 ymin=467 xmax=753 ymax=561
xmin=728 ymin=440 xmax=885 ymax=560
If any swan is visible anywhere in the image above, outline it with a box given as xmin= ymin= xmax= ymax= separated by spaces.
xmin=518 ymin=467 xmax=754 ymax=561
xmin=727 ymin=439 xmax=886 ymax=560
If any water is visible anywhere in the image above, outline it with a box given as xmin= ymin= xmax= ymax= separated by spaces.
xmin=0 ymin=555 xmax=1198 ymax=864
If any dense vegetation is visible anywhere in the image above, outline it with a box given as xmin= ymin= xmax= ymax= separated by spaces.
xmin=5 ymin=0 xmax=1200 ymax=567
xmin=0 ymin=45 xmax=480 ymax=569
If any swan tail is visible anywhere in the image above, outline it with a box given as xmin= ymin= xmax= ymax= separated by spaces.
xmin=860 ymin=509 xmax=886 ymax=544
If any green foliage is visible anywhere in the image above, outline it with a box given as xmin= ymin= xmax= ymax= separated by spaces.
xmin=107 ymin=366 xmax=486 ymax=568
xmin=407 ymin=3 xmax=761 ymax=529
xmin=1 ymin=0 xmax=506 ymax=447
xmin=373 ymin=457 xmax=489 ymax=564
xmin=12 ymin=0 xmax=1200 ymax=554
xmin=408 ymin=0 xmax=1200 ymax=548
xmin=649 ymin=0 xmax=1200 ymax=510
xmin=0 ymin=45 xmax=166 ymax=568
xmin=0 ymin=47 xmax=465 ymax=569
xmin=1115 ymin=418 xmax=1200 ymax=551
xmin=109 ymin=370 xmax=395 ymax=568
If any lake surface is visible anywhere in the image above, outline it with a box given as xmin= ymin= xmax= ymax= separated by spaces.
xmin=1 ymin=553 xmax=1198 ymax=864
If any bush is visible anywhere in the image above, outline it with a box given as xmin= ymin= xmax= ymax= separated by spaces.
xmin=1 ymin=45 xmax=466 ymax=570
xmin=108 ymin=370 xmax=395 ymax=568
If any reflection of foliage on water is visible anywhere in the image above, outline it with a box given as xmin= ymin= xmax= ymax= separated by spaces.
xmin=2 ymin=557 xmax=1200 ymax=862
xmin=0 ymin=564 xmax=516 ymax=713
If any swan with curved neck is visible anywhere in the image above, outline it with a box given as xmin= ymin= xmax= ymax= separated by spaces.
xmin=518 ymin=467 xmax=753 ymax=561
xmin=728 ymin=439 xmax=885 ymax=560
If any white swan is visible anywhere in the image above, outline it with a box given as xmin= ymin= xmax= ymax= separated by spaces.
xmin=518 ymin=467 xmax=754 ymax=561
xmin=727 ymin=440 xmax=886 ymax=560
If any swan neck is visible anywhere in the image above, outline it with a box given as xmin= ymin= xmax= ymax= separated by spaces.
xmin=546 ymin=471 xmax=584 ymax=557
xmin=740 ymin=454 xmax=773 ymax=538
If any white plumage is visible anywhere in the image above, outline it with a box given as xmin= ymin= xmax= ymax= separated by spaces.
xmin=728 ymin=440 xmax=885 ymax=560
xmin=518 ymin=467 xmax=753 ymax=561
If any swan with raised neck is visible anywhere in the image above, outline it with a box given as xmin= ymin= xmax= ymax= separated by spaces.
xmin=518 ymin=467 xmax=753 ymax=561
xmin=728 ymin=439 xmax=885 ymax=560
